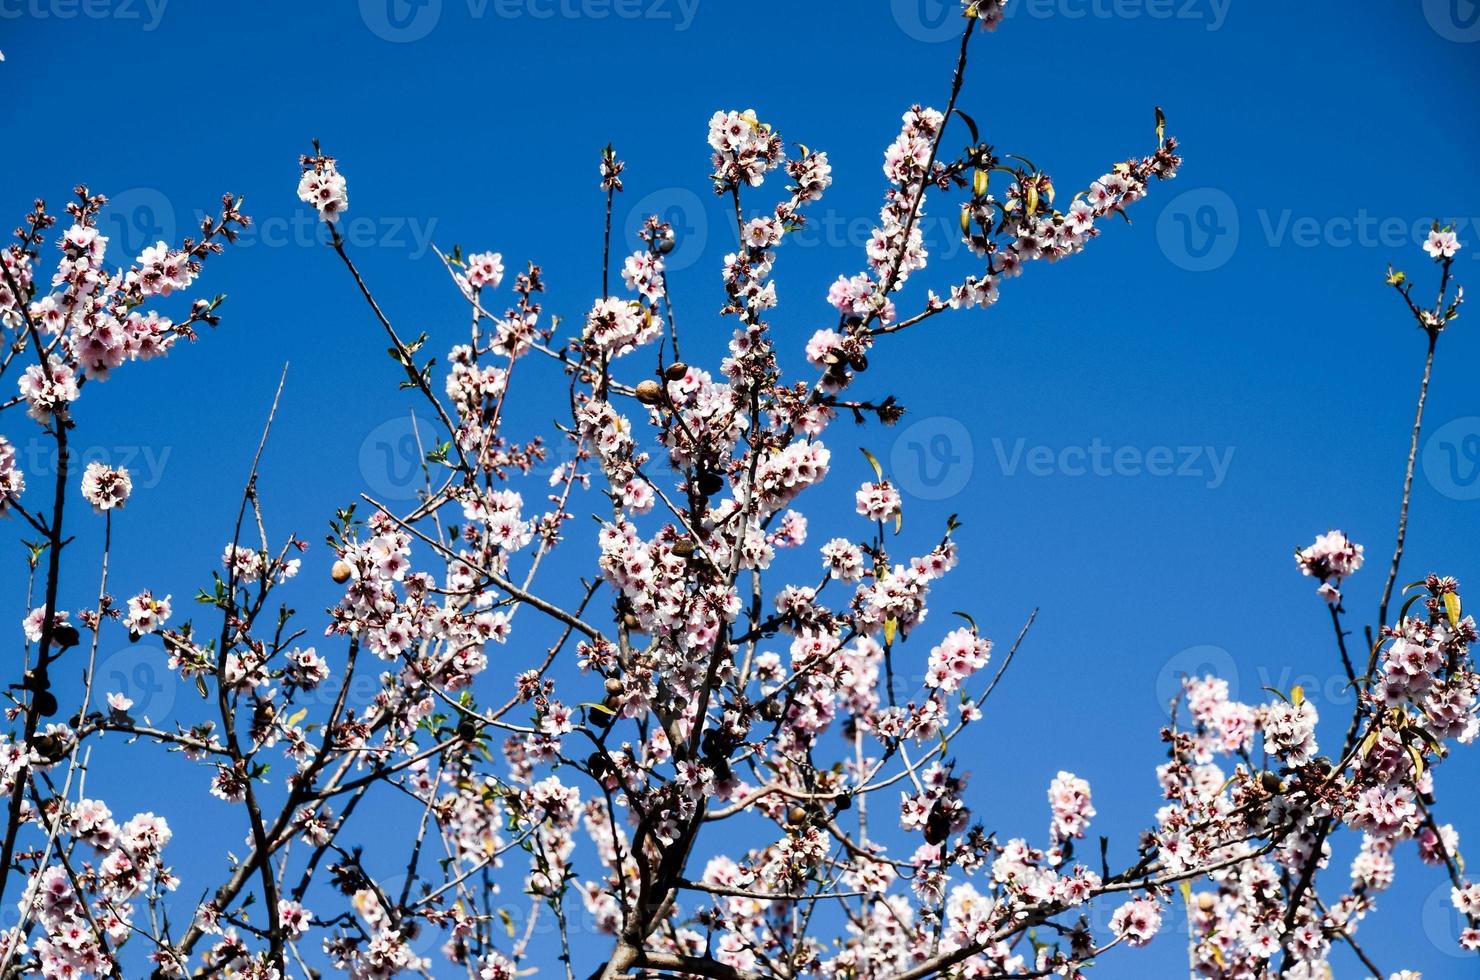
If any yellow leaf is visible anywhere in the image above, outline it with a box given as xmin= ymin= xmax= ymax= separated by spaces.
xmin=884 ymin=617 xmax=898 ymax=646
xmin=1025 ymin=182 xmax=1039 ymax=214
xmin=1291 ymin=684 xmax=1305 ymax=707
xmin=972 ymin=168 xmax=989 ymax=198
xmin=1444 ymin=592 xmax=1462 ymax=628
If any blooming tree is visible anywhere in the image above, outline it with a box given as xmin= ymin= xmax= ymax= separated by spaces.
xmin=0 ymin=2 xmax=1475 ymax=978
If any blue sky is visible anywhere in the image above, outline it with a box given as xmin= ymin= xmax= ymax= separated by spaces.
xmin=3 ymin=1 xmax=1480 ymax=976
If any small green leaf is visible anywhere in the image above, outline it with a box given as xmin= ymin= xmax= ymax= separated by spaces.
xmin=860 ymin=447 xmax=883 ymax=482
xmin=956 ymin=108 xmax=980 ymax=145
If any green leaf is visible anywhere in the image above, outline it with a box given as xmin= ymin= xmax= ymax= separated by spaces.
xmin=1154 ymin=105 xmax=1167 ymax=142
xmin=956 ymin=108 xmax=980 ymax=145
xmin=860 ymin=447 xmax=883 ymax=482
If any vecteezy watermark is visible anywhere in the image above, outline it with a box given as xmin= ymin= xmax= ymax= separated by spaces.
xmin=1424 ymin=0 xmax=1480 ymax=42
xmin=991 ymin=437 xmax=1235 ymax=489
xmin=100 ymin=190 xmax=436 ymax=260
xmin=360 ymin=413 xmax=445 ymax=503
xmin=891 ymin=0 xmax=1229 ymax=42
xmin=1255 ymin=663 xmax=1356 ymax=710
xmin=0 ymin=0 xmax=167 ymax=30
xmin=224 ymin=209 xmax=440 ymax=260
xmin=624 ymin=187 xmax=708 ymax=273
xmin=1423 ymin=877 xmax=1474 ymax=957
xmin=96 ymin=645 xmax=176 ymax=723
xmin=19 ymin=441 xmax=172 ymax=490
xmin=1423 ymin=417 xmax=1480 ymax=502
xmin=102 ymin=188 xmax=177 ymax=261
xmin=360 ymin=0 xmax=699 ymax=41
xmin=1155 ymin=644 xmax=1239 ymax=715
xmin=890 ymin=416 xmax=974 ymax=501
xmin=1156 ymin=188 xmax=1240 ymax=272
xmin=785 ymin=211 xmax=979 ymax=264
xmin=1158 ymin=193 xmax=1480 ymax=273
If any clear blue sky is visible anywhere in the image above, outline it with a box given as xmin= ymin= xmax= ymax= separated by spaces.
xmin=3 ymin=1 xmax=1480 ymax=976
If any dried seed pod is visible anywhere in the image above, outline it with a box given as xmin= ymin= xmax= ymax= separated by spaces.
xmin=924 ymin=807 xmax=952 ymax=845
xmin=634 ymin=379 xmax=665 ymax=405
xmin=697 ymin=471 xmax=724 ymax=497
xmin=664 ymin=361 xmax=688 ymax=381
xmin=331 ymin=560 xmax=353 ymax=584
xmin=671 ymin=537 xmax=696 ymax=558
xmin=33 ymin=689 xmax=58 ymax=718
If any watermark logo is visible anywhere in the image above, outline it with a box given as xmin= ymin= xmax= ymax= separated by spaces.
xmin=19 ymin=441 xmax=172 ymax=491
xmin=1160 ymin=199 xmax=1480 ymax=273
xmin=360 ymin=414 xmax=443 ymax=502
xmin=0 ymin=0 xmax=169 ymax=30
xmin=1422 ymin=878 xmax=1473 ymax=956
xmin=625 ymin=187 xmax=707 ymax=273
xmin=890 ymin=0 xmax=964 ymax=42
xmin=1155 ymin=644 xmax=1238 ymax=715
xmin=991 ymin=437 xmax=1234 ymax=489
xmin=361 ymin=0 xmax=442 ymax=41
xmin=361 ymin=0 xmax=698 ymax=40
xmin=893 ymin=0 xmax=1231 ymax=41
xmin=1157 ymin=188 xmax=1239 ymax=272
xmin=890 ymin=416 xmax=974 ymax=501
xmin=1423 ymin=416 xmax=1480 ymax=501
xmin=102 ymin=188 xmax=176 ymax=262
xmin=1424 ymin=0 xmax=1480 ymax=42
xmin=96 ymin=645 xmax=175 ymax=723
